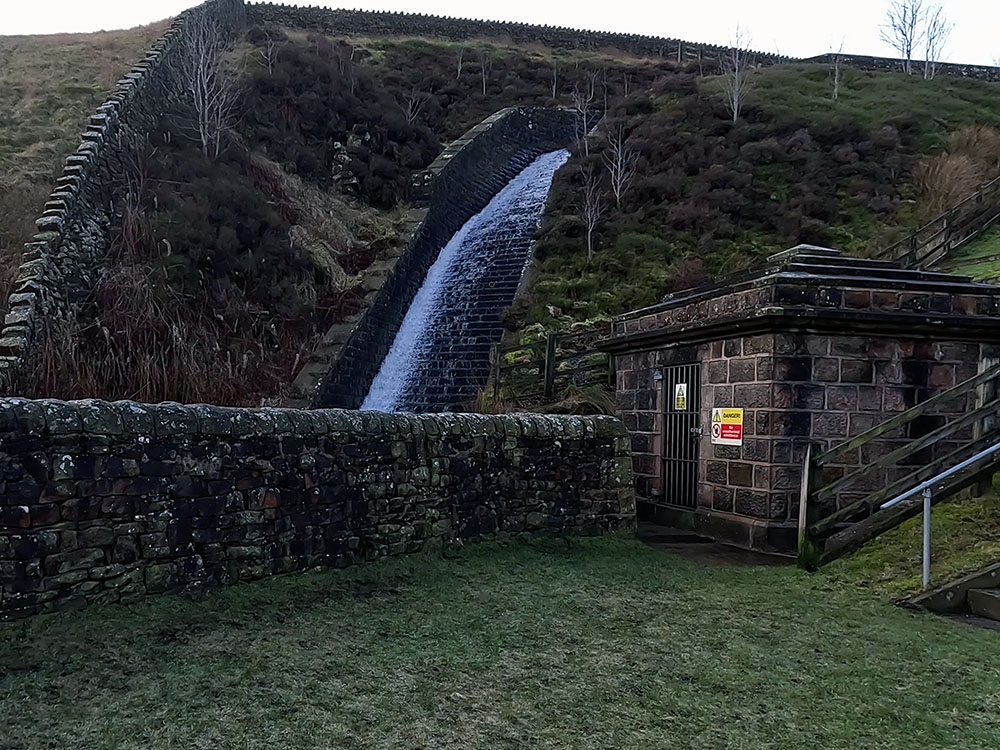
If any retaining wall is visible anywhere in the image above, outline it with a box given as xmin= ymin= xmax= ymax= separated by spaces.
xmin=0 ymin=399 xmax=635 ymax=620
xmin=313 ymin=107 xmax=581 ymax=409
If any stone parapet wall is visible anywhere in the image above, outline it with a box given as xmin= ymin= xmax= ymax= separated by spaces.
xmin=313 ymin=107 xmax=579 ymax=409
xmin=0 ymin=399 xmax=634 ymax=620
xmin=0 ymin=0 xmax=247 ymax=397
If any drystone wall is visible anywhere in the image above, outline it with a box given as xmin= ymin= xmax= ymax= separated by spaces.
xmin=313 ymin=107 xmax=581 ymax=410
xmin=0 ymin=399 xmax=635 ymax=620
xmin=248 ymin=4 xmax=790 ymax=67
xmin=249 ymin=5 xmax=1000 ymax=83
xmin=802 ymin=53 xmax=1000 ymax=83
xmin=0 ymin=0 xmax=247 ymax=397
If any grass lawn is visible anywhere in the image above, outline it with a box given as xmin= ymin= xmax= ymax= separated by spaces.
xmin=825 ymin=490 xmax=1000 ymax=599
xmin=3 ymin=537 xmax=1000 ymax=749
xmin=942 ymin=225 xmax=1000 ymax=280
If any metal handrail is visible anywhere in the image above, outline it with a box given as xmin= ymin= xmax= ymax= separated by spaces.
xmin=879 ymin=439 xmax=1000 ymax=590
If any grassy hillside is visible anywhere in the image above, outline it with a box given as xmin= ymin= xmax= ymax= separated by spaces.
xmin=0 ymin=23 xmax=170 ymax=289
xmin=4 ymin=19 xmax=1000 ymax=403
xmin=824 ymin=488 xmax=1000 ymax=600
xmin=937 ymin=225 xmax=1000 ymax=281
xmin=521 ymin=64 xmax=1000 ymax=329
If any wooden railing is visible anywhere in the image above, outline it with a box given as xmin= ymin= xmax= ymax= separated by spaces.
xmin=798 ymin=360 xmax=1000 ymax=567
xmin=874 ymin=174 xmax=1000 ymax=270
xmin=492 ymin=326 xmax=614 ymax=405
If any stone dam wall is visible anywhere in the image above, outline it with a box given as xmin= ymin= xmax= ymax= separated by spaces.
xmin=0 ymin=0 xmax=246 ymax=396
xmin=0 ymin=399 xmax=635 ymax=620
xmin=313 ymin=107 xmax=580 ymax=410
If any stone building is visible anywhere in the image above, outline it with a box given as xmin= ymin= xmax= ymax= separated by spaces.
xmin=602 ymin=245 xmax=1000 ymax=553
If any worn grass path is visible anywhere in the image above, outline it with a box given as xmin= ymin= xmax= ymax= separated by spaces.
xmin=2 ymin=536 xmax=999 ymax=749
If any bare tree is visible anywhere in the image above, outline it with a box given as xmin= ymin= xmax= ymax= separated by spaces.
xmin=336 ymin=42 xmax=357 ymax=95
xmin=551 ymin=62 xmax=558 ymax=99
xmin=571 ymin=81 xmax=595 ymax=156
xmin=258 ymin=30 xmax=278 ymax=74
xmin=401 ymin=86 xmax=430 ymax=125
xmin=455 ymin=47 xmax=465 ymax=80
xmin=880 ymin=0 xmax=925 ymax=75
xmin=601 ymin=122 xmax=637 ymax=208
xmin=830 ymin=39 xmax=845 ymax=101
xmin=622 ymin=72 xmax=632 ymax=99
xmin=581 ymin=166 xmax=606 ymax=264
xmin=923 ymin=4 xmax=952 ymax=80
xmin=478 ymin=50 xmax=493 ymax=95
xmin=720 ymin=27 xmax=756 ymax=122
xmin=177 ymin=13 xmax=240 ymax=159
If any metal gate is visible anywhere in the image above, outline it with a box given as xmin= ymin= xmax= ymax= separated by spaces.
xmin=658 ymin=363 xmax=701 ymax=508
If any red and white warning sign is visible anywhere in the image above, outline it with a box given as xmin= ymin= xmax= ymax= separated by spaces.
xmin=711 ymin=408 xmax=743 ymax=446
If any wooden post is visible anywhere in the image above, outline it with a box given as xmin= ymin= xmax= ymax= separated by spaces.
xmin=542 ymin=332 xmax=557 ymax=399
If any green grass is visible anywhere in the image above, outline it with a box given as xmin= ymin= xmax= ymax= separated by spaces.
xmin=941 ymin=225 xmax=1000 ymax=279
xmin=4 ymin=537 xmax=1000 ymax=749
xmin=750 ymin=64 xmax=1000 ymax=155
xmin=825 ymin=491 xmax=1000 ymax=599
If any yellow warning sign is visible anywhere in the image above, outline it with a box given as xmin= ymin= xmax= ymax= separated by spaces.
xmin=674 ymin=383 xmax=687 ymax=411
xmin=711 ymin=408 xmax=743 ymax=446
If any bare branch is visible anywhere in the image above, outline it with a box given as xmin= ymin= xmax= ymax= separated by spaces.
xmin=478 ymin=49 xmax=493 ymax=95
xmin=176 ymin=13 xmax=241 ymax=159
xmin=580 ymin=165 xmax=607 ymax=264
xmin=923 ymin=4 xmax=952 ymax=80
xmin=830 ymin=38 xmax=846 ymax=101
xmin=880 ymin=0 xmax=925 ymax=75
xmin=258 ymin=31 xmax=278 ymax=74
xmin=601 ymin=121 xmax=637 ymax=209
xmin=400 ymin=86 xmax=430 ymax=125
xmin=571 ymin=81 xmax=595 ymax=156
xmin=720 ymin=26 xmax=756 ymax=122
xmin=551 ymin=61 xmax=558 ymax=99
xmin=455 ymin=47 xmax=464 ymax=80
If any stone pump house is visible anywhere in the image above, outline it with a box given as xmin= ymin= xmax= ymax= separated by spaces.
xmin=602 ymin=245 xmax=1000 ymax=553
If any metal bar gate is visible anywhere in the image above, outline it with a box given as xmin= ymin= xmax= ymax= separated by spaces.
xmin=658 ymin=363 xmax=702 ymax=508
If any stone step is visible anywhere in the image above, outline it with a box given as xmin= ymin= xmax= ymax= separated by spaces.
xmin=968 ymin=588 xmax=1000 ymax=621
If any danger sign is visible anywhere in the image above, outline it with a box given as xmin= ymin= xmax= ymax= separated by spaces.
xmin=711 ymin=408 xmax=743 ymax=446
xmin=674 ymin=383 xmax=687 ymax=411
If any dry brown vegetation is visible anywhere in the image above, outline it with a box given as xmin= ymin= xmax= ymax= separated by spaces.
xmin=915 ymin=124 xmax=1000 ymax=218
xmin=0 ymin=22 xmax=171 ymax=305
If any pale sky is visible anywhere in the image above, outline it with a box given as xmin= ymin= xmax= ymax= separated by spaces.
xmin=3 ymin=0 xmax=998 ymax=66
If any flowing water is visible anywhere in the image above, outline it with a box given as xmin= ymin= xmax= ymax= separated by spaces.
xmin=361 ymin=148 xmax=570 ymax=412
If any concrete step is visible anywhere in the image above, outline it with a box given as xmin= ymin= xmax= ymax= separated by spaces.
xmin=968 ymin=588 xmax=1000 ymax=621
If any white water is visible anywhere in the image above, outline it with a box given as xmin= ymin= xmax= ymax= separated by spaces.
xmin=361 ymin=149 xmax=570 ymax=412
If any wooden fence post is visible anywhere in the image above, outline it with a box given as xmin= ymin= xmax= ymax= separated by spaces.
xmin=543 ymin=332 xmax=557 ymax=399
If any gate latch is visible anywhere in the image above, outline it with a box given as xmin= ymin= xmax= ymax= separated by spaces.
xmin=690 ymin=426 xmax=704 ymax=438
